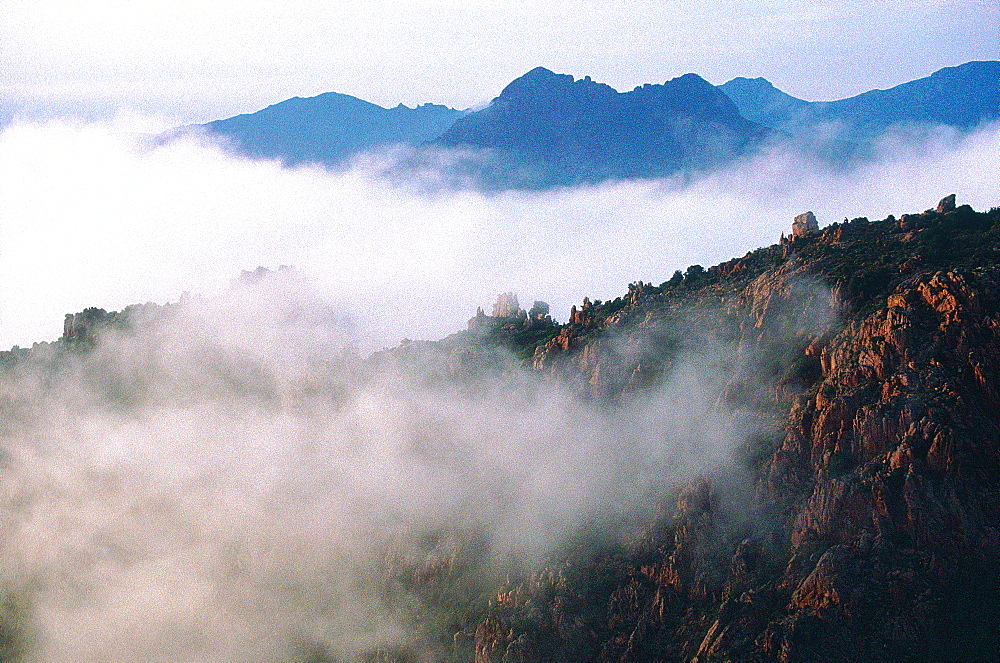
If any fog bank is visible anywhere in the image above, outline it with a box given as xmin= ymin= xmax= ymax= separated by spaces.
xmin=0 ymin=272 xmax=756 ymax=661
xmin=2 ymin=118 xmax=998 ymax=351
xmin=1 ymin=115 xmax=984 ymax=658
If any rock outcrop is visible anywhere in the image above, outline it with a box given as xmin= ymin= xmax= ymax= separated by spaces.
xmin=467 ymin=293 xmax=553 ymax=335
xmin=465 ymin=200 xmax=1000 ymax=661
xmin=491 ymin=292 xmax=521 ymax=318
xmin=935 ymin=193 xmax=956 ymax=213
xmin=792 ymin=211 xmax=819 ymax=238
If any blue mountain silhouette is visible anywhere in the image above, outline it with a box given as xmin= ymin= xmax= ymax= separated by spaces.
xmin=200 ymin=92 xmax=464 ymax=166
xmin=719 ymin=61 xmax=1000 ymax=142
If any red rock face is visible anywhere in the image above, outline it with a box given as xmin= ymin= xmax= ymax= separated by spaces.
xmin=751 ymin=268 xmax=1000 ymax=660
xmin=471 ymin=205 xmax=1000 ymax=662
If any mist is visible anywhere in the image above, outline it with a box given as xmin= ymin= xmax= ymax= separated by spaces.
xmin=2 ymin=116 xmax=999 ymax=352
xmin=0 ymin=114 xmax=997 ymax=659
xmin=0 ymin=264 xmax=768 ymax=661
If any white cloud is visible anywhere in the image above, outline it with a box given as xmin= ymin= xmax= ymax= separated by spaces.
xmin=1 ymin=109 xmax=999 ymax=661
xmin=2 ymin=117 xmax=999 ymax=352
xmin=0 ymin=271 xmax=746 ymax=660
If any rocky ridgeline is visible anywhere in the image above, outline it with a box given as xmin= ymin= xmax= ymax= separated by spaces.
xmin=11 ymin=196 xmax=1000 ymax=662
xmin=467 ymin=293 xmax=553 ymax=333
xmin=458 ymin=196 xmax=1000 ymax=662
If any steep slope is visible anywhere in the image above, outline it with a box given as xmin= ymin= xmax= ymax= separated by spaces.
xmin=430 ymin=67 xmax=774 ymax=188
xmin=394 ymin=198 xmax=1000 ymax=662
xmin=5 ymin=200 xmax=1000 ymax=662
xmin=720 ymin=61 xmax=1000 ymax=142
xmin=197 ymin=92 xmax=464 ymax=166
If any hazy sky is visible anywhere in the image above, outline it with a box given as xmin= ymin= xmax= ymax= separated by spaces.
xmin=3 ymin=0 xmax=998 ymax=122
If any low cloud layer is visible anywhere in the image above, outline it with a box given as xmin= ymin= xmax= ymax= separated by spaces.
xmin=2 ymin=117 xmax=999 ymax=352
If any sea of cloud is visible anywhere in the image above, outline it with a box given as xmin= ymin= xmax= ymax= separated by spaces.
xmin=2 ymin=116 xmax=998 ymax=352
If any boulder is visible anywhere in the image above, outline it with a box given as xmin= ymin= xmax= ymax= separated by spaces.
xmin=935 ymin=193 xmax=956 ymax=214
xmin=792 ymin=211 xmax=819 ymax=238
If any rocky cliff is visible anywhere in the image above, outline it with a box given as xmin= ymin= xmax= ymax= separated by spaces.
xmin=437 ymin=198 xmax=1000 ymax=662
xmin=6 ymin=199 xmax=1000 ymax=662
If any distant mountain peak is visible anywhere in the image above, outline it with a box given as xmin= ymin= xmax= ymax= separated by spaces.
xmin=433 ymin=67 xmax=771 ymax=187
xmin=194 ymin=91 xmax=465 ymax=167
xmin=671 ymin=72 xmax=710 ymax=85
xmin=501 ymin=67 xmax=567 ymax=92
xmin=723 ymin=76 xmax=778 ymax=90
xmin=932 ymin=60 xmax=1000 ymax=77
xmin=523 ymin=66 xmax=559 ymax=79
xmin=187 ymin=60 xmax=999 ymax=190
xmin=499 ymin=66 xmax=614 ymax=99
xmin=720 ymin=60 xmax=1000 ymax=141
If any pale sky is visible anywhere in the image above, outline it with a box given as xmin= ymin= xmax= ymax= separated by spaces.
xmin=3 ymin=0 xmax=998 ymax=123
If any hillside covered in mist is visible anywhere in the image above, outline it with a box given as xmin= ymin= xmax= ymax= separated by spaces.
xmin=2 ymin=196 xmax=1000 ymax=661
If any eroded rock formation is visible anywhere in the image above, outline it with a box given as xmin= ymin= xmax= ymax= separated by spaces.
xmin=466 ymin=200 xmax=1000 ymax=662
xmin=792 ymin=211 xmax=819 ymax=238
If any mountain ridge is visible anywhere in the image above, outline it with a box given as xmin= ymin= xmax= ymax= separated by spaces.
xmin=378 ymin=197 xmax=1000 ymax=661
xmin=9 ymin=197 xmax=1000 ymax=661
xmin=187 ymin=60 xmax=1000 ymax=187
xmin=429 ymin=67 xmax=773 ymax=188
xmin=719 ymin=60 xmax=1000 ymax=142
xmin=196 ymin=91 xmax=465 ymax=166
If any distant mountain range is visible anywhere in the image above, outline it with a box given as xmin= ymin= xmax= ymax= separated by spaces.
xmin=429 ymin=67 xmax=772 ymax=188
xmin=720 ymin=60 xmax=1000 ymax=143
xmin=198 ymin=93 xmax=464 ymax=166
xmin=189 ymin=61 xmax=1000 ymax=187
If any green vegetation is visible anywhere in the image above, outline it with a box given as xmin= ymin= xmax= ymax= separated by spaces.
xmin=796 ymin=205 xmax=1000 ymax=318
